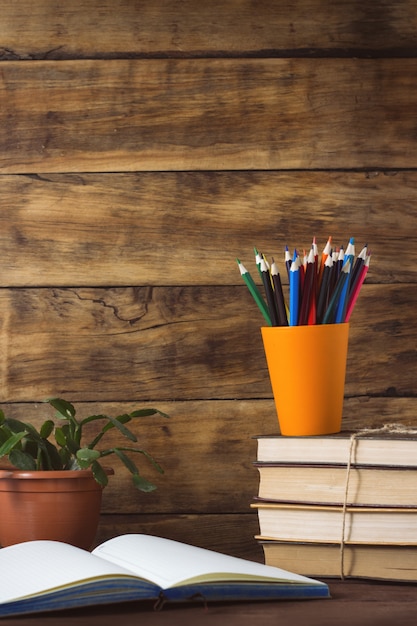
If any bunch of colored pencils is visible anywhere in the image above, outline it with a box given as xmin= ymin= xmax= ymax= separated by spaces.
xmin=237 ymin=236 xmax=371 ymax=326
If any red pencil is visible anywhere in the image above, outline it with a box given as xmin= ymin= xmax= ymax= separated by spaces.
xmin=345 ymin=254 xmax=371 ymax=322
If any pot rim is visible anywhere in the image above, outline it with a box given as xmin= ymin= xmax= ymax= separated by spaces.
xmin=0 ymin=467 xmax=114 ymax=480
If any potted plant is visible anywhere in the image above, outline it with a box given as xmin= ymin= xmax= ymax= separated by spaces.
xmin=0 ymin=398 xmax=169 ymax=549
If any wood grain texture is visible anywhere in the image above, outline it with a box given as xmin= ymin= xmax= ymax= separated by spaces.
xmin=1 ymin=399 xmax=415 ymax=517
xmin=95 ymin=513 xmax=264 ymax=562
xmin=1 ymin=59 xmax=417 ymax=172
xmin=1 ymin=0 xmax=417 ymax=59
xmin=1 ymin=397 xmax=415 ymax=555
xmin=0 ymin=285 xmax=415 ymax=402
xmin=0 ymin=171 xmax=415 ymax=286
xmin=0 ymin=1 xmax=416 ymax=558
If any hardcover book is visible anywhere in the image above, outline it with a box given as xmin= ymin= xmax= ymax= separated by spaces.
xmin=252 ymin=502 xmax=417 ymax=544
xmin=254 ymin=462 xmax=417 ymax=507
xmin=258 ymin=540 xmax=417 ymax=582
xmin=255 ymin=432 xmax=417 ymax=466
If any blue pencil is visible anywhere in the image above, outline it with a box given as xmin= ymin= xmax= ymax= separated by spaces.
xmin=298 ymin=247 xmax=315 ymax=325
xmin=344 ymin=237 xmax=355 ymax=264
xmin=289 ymin=254 xmax=300 ymax=326
xmin=322 ymin=260 xmax=351 ymax=324
xmin=335 ymin=238 xmax=354 ymax=322
xmin=335 ymin=258 xmax=352 ymax=323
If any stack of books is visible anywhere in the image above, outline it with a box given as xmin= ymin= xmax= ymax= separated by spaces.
xmin=251 ymin=432 xmax=417 ymax=581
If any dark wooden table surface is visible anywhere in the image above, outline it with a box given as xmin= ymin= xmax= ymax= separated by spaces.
xmin=1 ymin=580 xmax=416 ymax=626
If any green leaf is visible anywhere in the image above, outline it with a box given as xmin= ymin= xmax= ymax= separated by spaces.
xmin=112 ymin=448 xmax=138 ymax=474
xmin=79 ymin=413 xmax=108 ymax=425
xmin=0 ymin=429 xmax=8 ymax=445
xmin=4 ymin=418 xmax=36 ymax=435
xmin=114 ymin=414 xmax=132 ymax=425
xmin=40 ymin=420 xmax=55 ymax=439
xmin=59 ymin=447 xmax=73 ymax=468
xmin=0 ymin=431 xmax=28 ymax=457
xmin=54 ymin=426 xmax=67 ymax=447
xmin=106 ymin=445 xmax=164 ymax=475
xmin=54 ymin=423 xmax=81 ymax=448
xmin=76 ymin=447 xmax=100 ymax=468
xmin=9 ymin=448 xmax=37 ymax=470
xmin=132 ymin=473 xmax=157 ymax=493
xmin=40 ymin=439 xmax=64 ymax=470
xmin=112 ymin=448 xmax=158 ymax=492
xmin=82 ymin=414 xmax=137 ymax=443
xmin=46 ymin=398 xmax=77 ymax=421
xmin=91 ymin=460 xmax=109 ymax=487
xmin=129 ymin=408 xmax=170 ymax=419
xmin=100 ymin=413 xmax=132 ymax=432
xmin=23 ymin=439 xmax=40 ymax=459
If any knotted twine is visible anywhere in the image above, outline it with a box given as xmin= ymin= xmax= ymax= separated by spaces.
xmin=340 ymin=423 xmax=417 ymax=579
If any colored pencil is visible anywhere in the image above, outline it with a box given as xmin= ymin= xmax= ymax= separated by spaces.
xmin=260 ymin=258 xmax=279 ymax=326
xmin=271 ymin=259 xmax=288 ymax=326
xmin=335 ymin=258 xmax=352 ymax=323
xmin=336 ymin=246 xmax=344 ymax=278
xmin=322 ymin=259 xmax=351 ymax=324
xmin=349 ymin=244 xmax=367 ymax=296
xmin=289 ymin=255 xmax=301 ymax=326
xmin=284 ymin=245 xmax=292 ymax=279
xmin=316 ymin=254 xmax=333 ymax=323
xmin=344 ymin=237 xmax=355 ymax=264
xmin=237 ymin=259 xmax=272 ymax=325
xmin=298 ymin=247 xmax=315 ymax=325
xmin=318 ymin=236 xmax=332 ymax=286
xmin=238 ymin=237 xmax=370 ymax=327
xmin=254 ymin=247 xmax=263 ymax=278
xmin=308 ymin=237 xmax=319 ymax=324
xmin=345 ymin=254 xmax=371 ymax=322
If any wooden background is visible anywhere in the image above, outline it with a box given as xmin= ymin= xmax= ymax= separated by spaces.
xmin=0 ymin=1 xmax=416 ymax=562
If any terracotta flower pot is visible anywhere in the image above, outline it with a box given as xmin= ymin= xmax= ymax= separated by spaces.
xmin=0 ymin=468 xmax=113 ymax=550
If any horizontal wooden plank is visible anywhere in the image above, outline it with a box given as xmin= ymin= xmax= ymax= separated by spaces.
xmin=1 ymin=1 xmax=417 ymax=59
xmin=1 ymin=399 xmax=416 ymax=516
xmin=65 ymin=397 xmax=417 ymax=515
xmin=95 ymin=513 xmax=264 ymax=563
xmin=0 ymin=171 xmax=415 ymax=286
xmin=0 ymin=399 xmax=266 ymax=515
xmin=0 ymin=285 xmax=415 ymax=402
xmin=1 ymin=59 xmax=417 ymax=172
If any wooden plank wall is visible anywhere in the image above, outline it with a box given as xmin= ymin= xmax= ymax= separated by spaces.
xmin=0 ymin=1 xmax=416 ymax=562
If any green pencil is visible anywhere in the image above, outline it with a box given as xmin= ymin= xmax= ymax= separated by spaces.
xmin=237 ymin=259 xmax=272 ymax=325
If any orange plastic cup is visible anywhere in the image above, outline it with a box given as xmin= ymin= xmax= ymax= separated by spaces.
xmin=261 ymin=323 xmax=349 ymax=436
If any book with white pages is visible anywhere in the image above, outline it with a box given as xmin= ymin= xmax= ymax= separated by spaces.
xmin=0 ymin=534 xmax=330 ymax=616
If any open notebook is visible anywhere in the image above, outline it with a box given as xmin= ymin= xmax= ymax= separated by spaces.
xmin=0 ymin=533 xmax=329 ymax=616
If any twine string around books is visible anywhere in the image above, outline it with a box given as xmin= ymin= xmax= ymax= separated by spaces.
xmin=340 ymin=423 xmax=417 ymax=579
